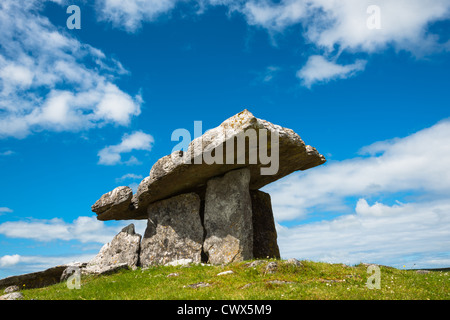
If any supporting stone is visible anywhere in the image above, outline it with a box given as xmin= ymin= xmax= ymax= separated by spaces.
xmin=203 ymin=168 xmax=253 ymax=264
xmin=140 ymin=193 xmax=203 ymax=268
xmin=250 ymin=190 xmax=280 ymax=259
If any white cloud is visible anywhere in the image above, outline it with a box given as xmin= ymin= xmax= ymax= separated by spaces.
xmin=263 ymin=119 xmax=450 ymax=268
xmin=265 ymin=119 xmax=450 ymax=221
xmin=0 ymin=254 xmax=21 ymax=267
xmin=276 ymin=198 xmax=450 ymax=268
xmin=0 ymin=216 xmax=147 ymax=244
xmin=238 ymin=0 xmax=450 ymax=53
xmin=0 ymin=207 xmax=13 ymax=214
xmin=116 ymin=173 xmax=144 ymax=182
xmin=0 ymin=0 xmax=142 ymax=139
xmin=296 ymin=55 xmax=367 ymax=87
xmin=95 ymin=0 xmax=182 ymax=32
xmin=98 ymin=131 xmax=154 ymax=165
xmin=92 ymin=0 xmax=450 ymax=87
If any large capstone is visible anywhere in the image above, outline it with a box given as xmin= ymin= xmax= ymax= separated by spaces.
xmin=92 ymin=110 xmax=325 ymax=221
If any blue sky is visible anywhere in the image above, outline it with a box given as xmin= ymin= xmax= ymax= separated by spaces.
xmin=1 ymin=0 xmax=450 ymax=278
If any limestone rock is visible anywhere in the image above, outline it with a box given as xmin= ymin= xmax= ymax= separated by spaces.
xmin=285 ymin=258 xmax=303 ymax=267
xmin=251 ymin=190 xmax=280 ymax=259
xmin=86 ymin=224 xmax=141 ymax=270
xmin=264 ymin=261 xmax=278 ymax=274
xmin=93 ymin=110 xmax=326 ymax=221
xmin=203 ymin=168 xmax=253 ymax=264
xmin=91 ymin=186 xmax=133 ymax=220
xmin=82 ymin=262 xmax=129 ymax=275
xmin=3 ymin=285 xmax=19 ymax=293
xmin=140 ymin=193 xmax=204 ymax=268
xmin=60 ymin=262 xmax=87 ymax=282
xmin=0 ymin=265 xmax=67 ymax=289
xmin=0 ymin=292 xmax=23 ymax=300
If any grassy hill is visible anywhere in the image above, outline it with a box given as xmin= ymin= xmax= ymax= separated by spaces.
xmin=21 ymin=259 xmax=449 ymax=300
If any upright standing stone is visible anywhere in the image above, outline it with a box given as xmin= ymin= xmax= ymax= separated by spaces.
xmin=140 ymin=193 xmax=203 ymax=268
xmin=251 ymin=190 xmax=280 ymax=259
xmin=203 ymin=168 xmax=253 ymax=264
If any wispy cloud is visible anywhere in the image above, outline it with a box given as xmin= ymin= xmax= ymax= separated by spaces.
xmin=116 ymin=173 xmax=144 ymax=182
xmin=0 ymin=0 xmax=142 ymax=139
xmin=0 ymin=150 xmax=14 ymax=156
xmin=98 ymin=131 xmax=154 ymax=165
xmin=0 ymin=207 xmax=13 ymax=216
xmin=297 ymin=55 xmax=366 ymax=88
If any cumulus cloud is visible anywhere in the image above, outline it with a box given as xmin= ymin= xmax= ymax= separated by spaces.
xmin=263 ymin=119 xmax=450 ymax=267
xmin=276 ymin=198 xmax=450 ymax=268
xmin=0 ymin=0 xmax=142 ymax=139
xmin=0 ymin=254 xmax=21 ymax=267
xmin=98 ymin=131 xmax=154 ymax=165
xmin=297 ymin=55 xmax=367 ymax=87
xmin=265 ymin=119 xmax=450 ymax=221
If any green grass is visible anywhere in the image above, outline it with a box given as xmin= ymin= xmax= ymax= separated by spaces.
xmin=20 ymin=260 xmax=449 ymax=300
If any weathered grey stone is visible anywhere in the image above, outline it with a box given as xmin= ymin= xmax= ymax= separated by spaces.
xmin=91 ymin=186 xmax=133 ymax=220
xmin=0 ymin=292 xmax=23 ymax=300
xmin=285 ymin=258 xmax=303 ymax=267
xmin=264 ymin=261 xmax=278 ymax=274
xmin=86 ymin=224 xmax=141 ymax=270
xmin=203 ymin=168 xmax=253 ymax=264
xmin=140 ymin=193 xmax=203 ymax=268
xmin=3 ymin=285 xmax=19 ymax=293
xmin=0 ymin=265 xmax=67 ymax=289
xmin=93 ymin=110 xmax=326 ymax=221
xmin=82 ymin=262 xmax=129 ymax=275
xmin=60 ymin=262 xmax=87 ymax=282
xmin=251 ymin=190 xmax=280 ymax=259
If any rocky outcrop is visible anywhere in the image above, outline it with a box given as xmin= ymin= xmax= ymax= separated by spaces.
xmin=0 ymin=265 xmax=68 ymax=289
xmin=203 ymin=168 xmax=253 ymax=264
xmin=140 ymin=193 xmax=204 ymax=267
xmin=85 ymin=224 xmax=141 ymax=271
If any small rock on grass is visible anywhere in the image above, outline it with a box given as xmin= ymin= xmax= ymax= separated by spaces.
xmin=285 ymin=258 xmax=303 ymax=267
xmin=183 ymin=282 xmax=211 ymax=289
xmin=264 ymin=262 xmax=278 ymax=274
xmin=217 ymin=270 xmax=234 ymax=276
xmin=0 ymin=292 xmax=24 ymax=300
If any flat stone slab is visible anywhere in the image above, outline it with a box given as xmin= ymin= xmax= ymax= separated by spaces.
xmin=93 ymin=109 xmax=325 ymax=220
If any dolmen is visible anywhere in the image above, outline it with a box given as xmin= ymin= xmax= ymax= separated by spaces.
xmin=91 ymin=110 xmax=325 ymax=267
